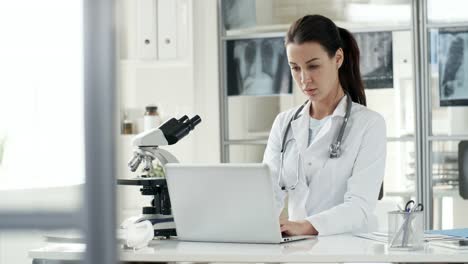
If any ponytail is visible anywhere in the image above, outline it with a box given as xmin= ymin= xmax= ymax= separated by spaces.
xmin=337 ymin=27 xmax=366 ymax=106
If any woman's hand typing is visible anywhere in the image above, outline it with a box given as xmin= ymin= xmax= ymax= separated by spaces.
xmin=280 ymin=218 xmax=318 ymax=236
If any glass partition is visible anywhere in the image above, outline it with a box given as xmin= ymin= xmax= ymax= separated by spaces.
xmin=430 ymin=141 xmax=468 ymax=229
xmin=427 ymin=1 xmax=468 ymax=230
xmin=429 ymin=28 xmax=468 ymax=136
xmin=384 ymin=141 xmax=416 ymax=199
xmin=222 ymin=0 xmax=411 ymax=36
xmin=428 ymin=0 xmax=468 ymax=24
xmin=365 ymin=30 xmax=414 ymax=138
xmin=228 ymin=96 xmax=280 ymax=140
xmin=228 ymin=144 xmax=266 ymax=163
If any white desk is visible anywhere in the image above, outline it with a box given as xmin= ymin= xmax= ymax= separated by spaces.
xmin=29 ymin=234 xmax=468 ymax=263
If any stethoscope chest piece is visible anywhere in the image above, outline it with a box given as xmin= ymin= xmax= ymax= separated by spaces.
xmin=329 ymin=142 xmax=341 ymax=159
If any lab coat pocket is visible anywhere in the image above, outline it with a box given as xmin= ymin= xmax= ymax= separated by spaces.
xmin=304 ymin=153 xmax=330 ymax=188
xmin=315 ymin=161 xmax=334 ymax=190
xmin=318 ymin=151 xmax=350 ymax=197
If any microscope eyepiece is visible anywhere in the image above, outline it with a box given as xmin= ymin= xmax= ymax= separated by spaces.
xmin=188 ymin=115 xmax=201 ymax=129
xmin=159 ymin=114 xmax=202 ymax=145
xmin=178 ymin=115 xmax=189 ymax=123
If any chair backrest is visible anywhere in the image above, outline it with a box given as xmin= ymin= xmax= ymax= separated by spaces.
xmin=378 ymin=182 xmax=384 ymax=200
xmin=459 ymin=141 xmax=468 ymax=200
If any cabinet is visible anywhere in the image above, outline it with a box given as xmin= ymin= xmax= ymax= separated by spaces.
xmin=119 ymin=0 xmax=190 ymax=61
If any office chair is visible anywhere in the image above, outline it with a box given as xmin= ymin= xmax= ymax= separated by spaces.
xmin=459 ymin=141 xmax=468 ymax=199
xmin=378 ymin=183 xmax=384 ymax=200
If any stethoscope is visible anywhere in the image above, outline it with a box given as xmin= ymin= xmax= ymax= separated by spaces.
xmin=278 ymin=93 xmax=352 ymax=191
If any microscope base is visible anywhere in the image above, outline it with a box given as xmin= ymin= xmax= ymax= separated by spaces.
xmin=142 ymin=214 xmax=177 ymax=238
xmin=154 ymin=228 xmax=177 ymax=237
xmin=122 ymin=214 xmax=177 ymax=238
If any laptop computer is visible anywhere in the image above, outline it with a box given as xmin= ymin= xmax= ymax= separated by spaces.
xmin=165 ymin=163 xmax=313 ymax=243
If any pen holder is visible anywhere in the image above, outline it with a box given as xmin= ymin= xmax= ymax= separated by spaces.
xmin=388 ymin=210 xmax=424 ymax=250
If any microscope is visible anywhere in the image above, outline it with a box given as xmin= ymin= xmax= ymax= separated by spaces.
xmin=117 ymin=115 xmax=201 ymax=237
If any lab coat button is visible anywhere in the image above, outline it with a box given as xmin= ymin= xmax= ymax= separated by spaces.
xmin=308 ymin=162 xmax=312 ymax=166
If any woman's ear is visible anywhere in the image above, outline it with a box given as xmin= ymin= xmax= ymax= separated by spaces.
xmin=335 ymin=48 xmax=344 ymax=69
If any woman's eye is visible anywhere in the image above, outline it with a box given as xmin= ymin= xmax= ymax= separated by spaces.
xmin=308 ymin=65 xmax=318 ymax=69
xmin=291 ymin=67 xmax=300 ymax=72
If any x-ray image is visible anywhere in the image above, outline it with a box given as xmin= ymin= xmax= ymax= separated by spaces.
xmin=354 ymin=32 xmax=394 ymax=89
xmin=438 ymin=28 xmax=468 ymax=106
xmin=226 ymin=37 xmax=292 ymax=96
xmin=222 ymin=0 xmax=256 ymax=31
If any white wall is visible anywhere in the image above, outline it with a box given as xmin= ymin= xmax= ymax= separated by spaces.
xmin=192 ymin=0 xmax=221 ymax=163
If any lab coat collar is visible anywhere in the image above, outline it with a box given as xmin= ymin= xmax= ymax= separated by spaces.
xmin=290 ymin=95 xmax=349 ymax=153
xmin=331 ymin=95 xmax=348 ymax=118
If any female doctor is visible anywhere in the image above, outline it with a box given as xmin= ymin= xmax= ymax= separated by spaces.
xmin=263 ymin=15 xmax=386 ymax=236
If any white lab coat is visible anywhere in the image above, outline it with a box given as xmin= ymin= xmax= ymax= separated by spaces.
xmin=263 ymin=95 xmax=386 ymax=236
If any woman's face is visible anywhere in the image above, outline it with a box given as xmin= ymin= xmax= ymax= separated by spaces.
xmin=286 ymin=41 xmax=343 ymax=102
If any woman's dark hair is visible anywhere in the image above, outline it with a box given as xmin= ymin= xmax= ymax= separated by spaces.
xmin=285 ymin=15 xmax=366 ymax=106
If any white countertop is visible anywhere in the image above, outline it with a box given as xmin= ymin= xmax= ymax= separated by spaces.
xmin=29 ymin=234 xmax=468 ymax=263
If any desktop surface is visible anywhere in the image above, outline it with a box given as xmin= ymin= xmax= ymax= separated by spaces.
xmin=29 ymin=234 xmax=468 ymax=263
